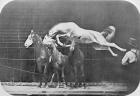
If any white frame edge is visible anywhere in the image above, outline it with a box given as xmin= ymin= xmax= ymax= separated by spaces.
xmin=0 ymin=0 xmax=140 ymax=96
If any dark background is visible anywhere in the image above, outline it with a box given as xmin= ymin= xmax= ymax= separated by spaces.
xmin=0 ymin=0 xmax=140 ymax=93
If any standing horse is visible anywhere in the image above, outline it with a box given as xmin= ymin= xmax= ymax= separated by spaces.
xmin=63 ymin=38 xmax=85 ymax=88
xmin=43 ymin=34 xmax=85 ymax=88
xmin=24 ymin=30 xmax=52 ymax=87
xmin=64 ymin=39 xmax=85 ymax=87
xmin=43 ymin=35 xmax=68 ymax=88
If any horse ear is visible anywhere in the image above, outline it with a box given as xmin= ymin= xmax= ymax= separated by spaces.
xmin=46 ymin=34 xmax=49 ymax=37
xmin=31 ymin=29 xmax=34 ymax=33
xmin=30 ymin=29 xmax=35 ymax=37
xmin=31 ymin=29 xmax=38 ymax=34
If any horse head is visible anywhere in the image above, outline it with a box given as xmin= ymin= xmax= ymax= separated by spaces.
xmin=43 ymin=34 xmax=57 ymax=53
xmin=24 ymin=30 xmax=42 ymax=48
xmin=43 ymin=34 xmax=56 ymax=46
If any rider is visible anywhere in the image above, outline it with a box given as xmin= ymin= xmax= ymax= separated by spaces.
xmin=101 ymin=26 xmax=116 ymax=42
xmin=122 ymin=37 xmax=140 ymax=65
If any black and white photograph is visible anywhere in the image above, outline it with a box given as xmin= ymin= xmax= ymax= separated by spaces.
xmin=0 ymin=0 xmax=140 ymax=96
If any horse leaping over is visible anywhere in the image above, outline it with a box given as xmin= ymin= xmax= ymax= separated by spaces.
xmin=44 ymin=22 xmax=126 ymax=56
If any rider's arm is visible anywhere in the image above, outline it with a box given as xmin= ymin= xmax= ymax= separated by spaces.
xmin=56 ymin=35 xmax=64 ymax=46
xmin=70 ymin=40 xmax=75 ymax=51
xmin=56 ymin=34 xmax=71 ymax=47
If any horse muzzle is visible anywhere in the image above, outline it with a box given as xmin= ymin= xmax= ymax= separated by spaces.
xmin=24 ymin=44 xmax=29 ymax=48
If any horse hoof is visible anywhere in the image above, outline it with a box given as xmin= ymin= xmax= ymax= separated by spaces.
xmin=38 ymin=85 xmax=42 ymax=88
xmin=46 ymin=85 xmax=49 ymax=88
xmin=56 ymin=85 xmax=59 ymax=88
xmin=113 ymin=54 xmax=118 ymax=57
xmin=42 ymin=85 xmax=47 ymax=88
xmin=38 ymin=84 xmax=42 ymax=88
xmin=63 ymin=85 xmax=67 ymax=89
xmin=83 ymin=84 xmax=87 ymax=89
xmin=73 ymin=84 xmax=78 ymax=88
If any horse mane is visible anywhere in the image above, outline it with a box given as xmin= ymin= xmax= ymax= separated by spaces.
xmin=35 ymin=33 xmax=41 ymax=40
xmin=33 ymin=33 xmax=44 ymax=47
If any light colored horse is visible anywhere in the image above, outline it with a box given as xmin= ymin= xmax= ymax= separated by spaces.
xmin=46 ymin=22 xmax=126 ymax=56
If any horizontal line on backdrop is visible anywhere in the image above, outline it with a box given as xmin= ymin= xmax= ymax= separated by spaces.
xmin=0 ymin=35 xmax=38 ymax=36
xmin=0 ymin=58 xmax=102 ymax=61
xmin=0 ymin=58 xmax=35 ymax=60
xmin=0 ymin=32 xmax=45 ymax=34
xmin=0 ymin=34 xmax=33 ymax=35
xmin=0 ymin=42 xmax=25 ymax=43
xmin=0 ymin=47 xmax=34 ymax=48
xmin=0 ymin=47 xmax=94 ymax=48
xmin=0 ymin=35 xmax=28 ymax=36
xmin=1 ymin=40 xmax=27 ymax=41
xmin=0 ymin=37 xmax=42 ymax=38
xmin=0 ymin=64 xmax=41 ymax=75
xmin=0 ymin=32 xmax=44 ymax=33
xmin=1 ymin=37 xmax=27 ymax=38
xmin=0 ymin=42 xmax=24 ymax=43
xmin=0 ymin=32 xmax=32 ymax=33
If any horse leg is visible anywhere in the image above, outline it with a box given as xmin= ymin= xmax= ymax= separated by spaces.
xmin=56 ymin=70 xmax=60 ymax=88
xmin=73 ymin=65 xmax=78 ymax=87
xmin=108 ymin=47 xmax=118 ymax=56
xmin=61 ymin=67 xmax=67 ymax=88
xmin=80 ymin=64 xmax=86 ymax=88
xmin=49 ymin=73 xmax=55 ymax=85
xmin=37 ymin=63 xmax=43 ymax=88
xmin=103 ymin=42 xmax=126 ymax=52
xmin=43 ymin=65 xmax=48 ymax=88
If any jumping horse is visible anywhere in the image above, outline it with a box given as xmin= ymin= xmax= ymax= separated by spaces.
xmin=24 ymin=30 xmax=52 ymax=87
xmin=46 ymin=22 xmax=126 ymax=56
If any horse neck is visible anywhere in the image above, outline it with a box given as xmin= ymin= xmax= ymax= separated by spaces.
xmin=34 ymin=36 xmax=43 ymax=48
xmin=33 ymin=38 xmax=44 ymax=57
xmin=34 ymin=40 xmax=43 ymax=48
xmin=70 ymin=43 xmax=81 ymax=56
xmin=68 ymin=44 xmax=76 ymax=57
xmin=52 ymin=44 xmax=58 ymax=55
xmin=51 ymin=44 xmax=63 ymax=61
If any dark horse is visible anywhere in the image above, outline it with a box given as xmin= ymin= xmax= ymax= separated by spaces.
xmin=43 ymin=35 xmax=68 ymax=88
xmin=24 ymin=30 xmax=52 ymax=87
xmin=43 ymin=34 xmax=86 ymax=88
xmin=68 ymin=40 xmax=85 ymax=87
